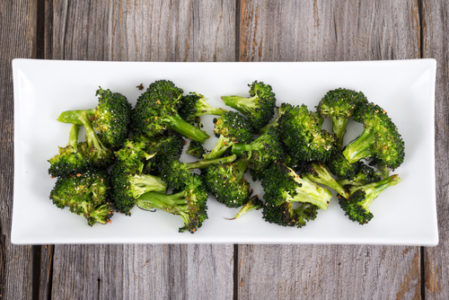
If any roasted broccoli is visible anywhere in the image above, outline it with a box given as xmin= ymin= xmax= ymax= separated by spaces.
xmin=317 ymin=88 xmax=368 ymax=147
xmin=227 ymin=196 xmax=263 ymax=220
xmin=132 ymin=80 xmax=209 ymax=142
xmin=338 ymin=163 xmax=383 ymax=187
xmin=204 ymin=111 xmax=253 ymax=159
xmin=186 ymin=141 xmax=205 ymax=158
xmin=48 ymin=125 xmax=90 ymax=177
xmin=303 ymin=162 xmax=349 ymax=199
xmin=280 ymin=104 xmax=336 ymax=163
xmin=58 ymin=87 xmax=131 ymax=149
xmin=50 ymin=170 xmax=113 ymax=225
xmin=343 ymin=102 xmax=405 ymax=169
xmin=261 ymin=162 xmax=331 ymax=227
xmin=221 ymin=81 xmax=276 ymax=130
xmin=178 ymin=92 xmax=227 ymax=123
xmin=327 ymin=152 xmax=359 ymax=180
xmin=203 ymin=159 xmax=251 ymax=207
xmin=338 ymin=174 xmax=400 ymax=224
xmin=136 ymin=172 xmax=208 ymax=233
xmin=232 ymin=126 xmax=284 ymax=179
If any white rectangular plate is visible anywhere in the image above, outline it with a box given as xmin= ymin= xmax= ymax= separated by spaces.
xmin=12 ymin=59 xmax=438 ymax=245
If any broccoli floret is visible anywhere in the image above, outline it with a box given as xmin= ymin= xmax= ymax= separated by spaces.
xmin=280 ymin=104 xmax=336 ymax=162
xmin=232 ymin=126 xmax=284 ymax=180
xmin=221 ymin=81 xmax=276 ymax=130
xmin=186 ymin=141 xmax=205 ymax=158
xmin=58 ymin=87 xmax=131 ymax=149
xmin=327 ymin=152 xmax=360 ymax=180
xmin=132 ymin=80 xmax=209 ymax=142
xmin=262 ymin=162 xmax=331 ymax=214
xmin=178 ymin=93 xmax=228 ymax=123
xmin=227 ymin=196 xmax=263 ymax=220
xmin=317 ymin=88 xmax=368 ymax=147
xmin=204 ymin=111 xmax=253 ymax=159
xmin=50 ymin=170 xmax=113 ymax=225
xmin=262 ymin=202 xmax=318 ymax=228
xmin=343 ymin=102 xmax=405 ymax=169
xmin=111 ymin=162 xmax=167 ymax=215
xmin=338 ymin=175 xmax=400 ymax=224
xmin=136 ymin=173 xmax=208 ymax=233
xmin=203 ymin=159 xmax=251 ymax=207
xmin=338 ymin=163 xmax=383 ymax=187
xmin=48 ymin=125 xmax=90 ymax=177
xmin=303 ymin=162 xmax=349 ymax=199
xmin=115 ymin=136 xmax=155 ymax=174
xmin=159 ymin=155 xmax=237 ymax=191
xmin=259 ymin=104 xmax=292 ymax=133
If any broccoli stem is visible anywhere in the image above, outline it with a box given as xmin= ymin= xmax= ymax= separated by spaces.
xmin=332 ymin=116 xmax=349 ymax=147
xmin=350 ymin=175 xmax=400 ymax=208
xmin=343 ymin=128 xmax=376 ymax=163
xmin=204 ymin=135 xmax=231 ymax=159
xmin=221 ymin=95 xmax=258 ymax=115
xmin=129 ymin=174 xmax=167 ymax=199
xmin=58 ymin=109 xmax=95 ymax=125
xmin=227 ymin=196 xmax=262 ymax=220
xmin=166 ymin=114 xmax=210 ymax=143
xmin=287 ymin=168 xmax=331 ymax=210
xmin=136 ymin=191 xmax=190 ymax=225
xmin=231 ymin=143 xmax=252 ymax=156
xmin=306 ymin=163 xmax=349 ymax=199
xmin=186 ymin=154 xmax=237 ymax=169
xmin=196 ymin=98 xmax=228 ymax=116
xmin=68 ymin=125 xmax=80 ymax=149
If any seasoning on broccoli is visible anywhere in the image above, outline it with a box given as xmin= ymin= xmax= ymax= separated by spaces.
xmin=280 ymin=104 xmax=336 ymax=163
xmin=204 ymin=111 xmax=253 ymax=159
xmin=132 ymin=80 xmax=209 ymax=142
xmin=58 ymin=87 xmax=131 ymax=149
xmin=203 ymin=159 xmax=251 ymax=207
xmin=50 ymin=170 xmax=113 ymax=226
xmin=343 ymin=102 xmax=405 ymax=169
xmin=317 ymin=88 xmax=368 ymax=147
xmin=221 ymin=81 xmax=276 ymax=130
xmin=338 ymin=175 xmax=400 ymax=224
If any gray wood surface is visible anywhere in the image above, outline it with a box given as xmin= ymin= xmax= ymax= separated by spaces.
xmin=1 ymin=0 xmax=449 ymax=299
xmin=0 ymin=1 xmax=36 ymax=299
xmin=45 ymin=1 xmax=235 ymax=299
xmin=238 ymin=1 xmax=422 ymax=299
xmin=423 ymin=0 xmax=449 ymax=299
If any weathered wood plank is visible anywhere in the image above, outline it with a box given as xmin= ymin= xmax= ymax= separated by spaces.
xmin=422 ymin=0 xmax=449 ymax=299
xmin=238 ymin=1 xmax=422 ymax=299
xmin=46 ymin=1 xmax=235 ymax=299
xmin=0 ymin=1 xmax=37 ymax=299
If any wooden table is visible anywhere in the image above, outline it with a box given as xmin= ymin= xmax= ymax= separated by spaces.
xmin=1 ymin=1 xmax=447 ymax=299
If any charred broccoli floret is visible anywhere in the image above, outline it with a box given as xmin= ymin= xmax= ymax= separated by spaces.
xmin=261 ymin=163 xmax=331 ymax=227
xmin=204 ymin=111 xmax=253 ymax=159
xmin=132 ymin=80 xmax=209 ymax=142
xmin=50 ymin=170 xmax=113 ymax=225
xmin=317 ymin=88 xmax=368 ymax=147
xmin=58 ymin=87 xmax=131 ymax=149
xmin=178 ymin=92 xmax=227 ymax=123
xmin=327 ymin=152 xmax=360 ymax=180
xmin=203 ymin=159 xmax=251 ymax=207
xmin=280 ymin=104 xmax=336 ymax=163
xmin=343 ymin=102 xmax=405 ymax=169
xmin=136 ymin=173 xmax=208 ymax=233
xmin=48 ymin=125 xmax=91 ymax=177
xmin=221 ymin=81 xmax=276 ymax=130
xmin=232 ymin=126 xmax=284 ymax=179
xmin=338 ymin=175 xmax=400 ymax=224
xmin=338 ymin=163 xmax=383 ymax=187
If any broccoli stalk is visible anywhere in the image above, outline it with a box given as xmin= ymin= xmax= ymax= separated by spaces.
xmin=227 ymin=196 xmax=263 ymax=220
xmin=305 ymin=163 xmax=349 ymax=199
xmin=164 ymin=114 xmax=210 ymax=143
xmin=343 ymin=128 xmax=375 ymax=163
xmin=185 ymin=154 xmax=237 ymax=169
xmin=179 ymin=93 xmax=228 ymax=122
xmin=339 ymin=175 xmax=400 ymax=224
xmin=204 ymin=135 xmax=231 ymax=159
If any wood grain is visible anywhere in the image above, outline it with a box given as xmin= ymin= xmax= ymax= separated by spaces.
xmin=45 ymin=1 xmax=236 ymax=299
xmin=422 ymin=0 xmax=449 ymax=299
xmin=0 ymin=1 xmax=37 ymax=299
xmin=238 ymin=1 xmax=422 ymax=299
